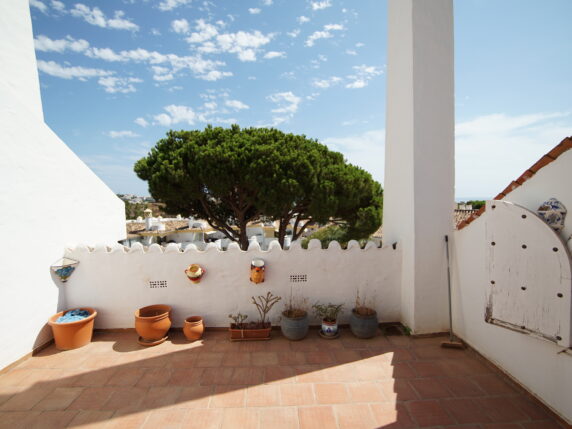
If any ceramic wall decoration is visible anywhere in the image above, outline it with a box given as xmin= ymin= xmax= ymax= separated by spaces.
xmin=50 ymin=257 xmax=79 ymax=283
xmin=185 ymin=264 xmax=205 ymax=283
xmin=250 ymin=259 xmax=265 ymax=284
xmin=537 ymin=198 xmax=567 ymax=231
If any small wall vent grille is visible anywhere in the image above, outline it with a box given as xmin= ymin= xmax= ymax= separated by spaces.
xmin=149 ymin=280 xmax=168 ymax=289
xmin=289 ymin=274 xmax=307 ymax=283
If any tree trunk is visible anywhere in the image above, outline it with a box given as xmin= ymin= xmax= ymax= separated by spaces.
xmin=277 ymin=218 xmax=289 ymax=248
xmin=238 ymin=222 xmax=249 ymax=250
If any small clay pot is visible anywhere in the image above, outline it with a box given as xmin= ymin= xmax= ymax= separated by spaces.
xmin=48 ymin=307 xmax=97 ymax=350
xmin=134 ymin=304 xmax=172 ymax=344
xmin=183 ymin=316 xmax=204 ymax=341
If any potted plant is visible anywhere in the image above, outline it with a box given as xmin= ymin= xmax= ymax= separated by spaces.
xmin=48 ymin=307 xmax=97 ymax=350
xmin=183 ymin=316 xmax=204 ymax=341
xmin=134 ymin=304 xmax=172 ymax=346
xmin=349 ymin=290 xmax=378 ymax=339
xmin=280 ymin=293 xmax=309 ymax=341
xmin=312 ymin=302 xmax=344 ymax=338
xmin=229 ymin=292 xmax=281 ymax=341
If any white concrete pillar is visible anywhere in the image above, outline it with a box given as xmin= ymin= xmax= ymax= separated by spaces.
xmin=0 ymin=0 xmax=44 ymax=120
xmin=383 ymin=0 xmax=455 ymax=333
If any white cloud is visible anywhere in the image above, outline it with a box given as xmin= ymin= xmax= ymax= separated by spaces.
xmin=225 ymin=99 xmax=249 ymax=110
xmin=158 ymin=0 xmax=192 ymax=11
xmin=264 ymin=51 xmax=285 ymax=59
xmin=345 ymin=64 xmax=383 ymax=89
xmin=134 ymin=117 xmax=149 ymax=127
xmin=30 ymin=0 xmax=48 ymax=13
xmin=98 ymin=76 xmax=142 ymax=93
xmin=171 ymin=18 xmax=190 ymax=34
xmin=34 ymin=35 xmax=89 ymax=53
xmin=287 ymin=29 xmax=301 ymax=38
xmin=305 ymin=23 xmax=344 ymax=47
xmin=261 ymin=0 xmax=273 ymax=5
xmin=203 ymin=101 xmax=217 ymax=110
xmin=107 ymin=130 xmax=140 ymax=138
xmin=297 ymin=16 xmax=310 ymax=24
xmin=267 ymin=91 xmax=301 ymax=125
xmin=312 ymin=76 xmax=341 ymax=89
xmin=154 ymin=105 xmax=197 ymax=126
xmin=311 ymin=0 xmax=332 ymax=11
xmin=324 ymin=129 xmax=385 ymax=184
xmin=37 ymin=60 xmax=113 ymax=80
xmin=249 ymin=8 xmax=261 ymax=14
xmin=345 ymin=49 xmax=357 ymax=56
xmin=455 ymin=112 xmax=572 ymax=198
xmin=70 ymin=4 xmax=139 ymax=31
xmin=187 ymin=19 xmax=273 ymax=62
xmin=355 ymin=42 xmax=365 ymax=48
xmin=50 ymin=0 xmax=65 ymax=12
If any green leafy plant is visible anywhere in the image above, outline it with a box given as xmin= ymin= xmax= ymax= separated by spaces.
xmin=312 ymin=302 xmax=344 ymax=322
xmin=228 ymin=313 xmax=248 ymax=329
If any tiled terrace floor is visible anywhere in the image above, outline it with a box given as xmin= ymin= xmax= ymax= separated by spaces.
xmin=0 ymin=330 xmax=565 ymax=429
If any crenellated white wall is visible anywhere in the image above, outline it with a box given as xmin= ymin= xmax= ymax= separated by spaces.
xmin=451 ymin=151 xmax=572 ymax=423
xmin=63 ymin=241 xmax=402 ymax=329
xmin=0 ymin=0 xmax=126 ymax=370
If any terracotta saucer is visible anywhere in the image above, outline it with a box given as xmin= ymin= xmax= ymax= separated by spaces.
xmin=138 ymin=336 xmax=168 ymax=346
xmin=318 ymin=330 xmax=340 ymax=340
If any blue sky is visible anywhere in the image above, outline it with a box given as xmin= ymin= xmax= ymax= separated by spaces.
xmin=30 ymin=0 xmax=572 ymax=199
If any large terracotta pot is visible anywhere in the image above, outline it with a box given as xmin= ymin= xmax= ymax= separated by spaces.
xmin=48 ymin=307 xmax=97 ymax=350
xmin=183 ymin=316 xmax=204 ymax=341
xmin=134 ymin=304 xmax=172 ymax=345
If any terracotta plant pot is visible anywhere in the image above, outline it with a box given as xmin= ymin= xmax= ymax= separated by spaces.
xmin=48 ymin=307 xmax=97 ymax=350
xmin=134 ymin=304 xmax=172 ymax=345
xmin=229 ymin=324 xmax=271 ymax=341
xmin=183 ymin=316 xmax=204 ymax=341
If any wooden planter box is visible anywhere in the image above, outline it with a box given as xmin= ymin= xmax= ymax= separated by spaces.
xmin=229 ymin=324 xmax=271 ymax=341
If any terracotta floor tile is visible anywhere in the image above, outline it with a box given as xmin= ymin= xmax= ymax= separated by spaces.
xmin=195 ymin=352 xmax=224 ymax=368
xmin=105 ymin=407 xmax=150 ymax=429
xmin=341 ymin=336 xmax=372 ymax=350
xmin=140 ymin=386 xmax=181 ymax=408
xmin=439 ymin=358 xmax=492 ymax=376
xmin=229 ymin=367 xmax=265 ymax=385
xmin=246 ymin=385 xmax=280 ymax=407
xmin=333 ymin=350 xmax=362 ymax=364
xmin=251 ymin=352 xmax=279 ymax=366
xmin=280 ymin=384 xmax=315 ymax=406
xmin=314 ymin=383 xmax=350 ymax=404
xmin=278 ymin=351 xmax=307 ymax=366
xmin=142 ymin=408 xmax=188 ymax=429
xmin=441 ymin=398 xmax=491 ymax=424
xmin=136 ymin=367 xmax=172 ymax=387
xmin=381 ymin=348 xmax=415 ymax=362
xmin=478 ymin=397 xmax=528 ymax=422
xmin=407 ymin=400 xmax=455 ymax=427
xmin=0 ymin=369 xmax=33 ymax=387
xmin=510 ymin=396 xmax=550 ymax=421
xmin=200 ymin=367 xmax=234 ymax=385
xmin=259 ymin=407 xmax=299 ymax=429
xmin=210 ymin=385 xmax=246 ymax=408
xmin=221 ymin=408 xmax=259 ymax=429
xmin=0 ymin=411 xmax=42 ymax=429
xmin=370 ymin=402 xmax=416 ymax=429
xmin=290 ymin=341 xmax=320 ymax=352
xmin=380 ymin=379 xmax=419 ymax=401
xmin=298 ymin=405 xmax=337 ymax=429
xmin=295 ymin=365 xmax=326 ymax=383
xmin=68 ymin=387 xmax=115 ymax=410
xmin=264 ymin=366 xmax=296 ymax=384
xmin=347 ymin=382 xmax=386 ymax=403
xmin=306 ymin=351 xmax=334 ymax=365
xmin=222 ymin=352 xmax=251 ymax=367
xmin=409 ymin=361 xmax=448 ymax=377
xmin=472 ymin=374 xmax=518 ymax=395
xmin=386 ymin=335 xmax=413 ymax=347
xmin=33 ymin=387 xmax=83 ymax=411
xmin=168 ymin=353 xmax=198 ymax=369
xmin=409 ymin=378 xmax=452 ymax=399
xmin=181 ymin=409 xmax=223 ymax=429
xmin=413 ymin=345 xmax=467 ymax=360
xmin=0 ymin=387 xmax=52 ymax=411
xmin=334 ymin=403 xmax=376 ymax=429
xmin=107 ymin=367 xmax=146 ymax=387
xmin=67 ymin=410 xmax=114 ymax=428
xmin=365 ymin=334 xmax=393 ymax=349
xmin=355 ymin=362 xmax=392 ymax=381
xmin=74 ymin=368 xmax=117 ymax=387
xmin=484 ymin=424 xmax=524 ymax=429
xmin=441 ymin=376 xmax=485 ymax=397
xmin=26 ymin=410 xmax=78 ymax=428
xmin=169 ymin=368 xmax=204 ymax=386
xmin=175 ymin=385 xmax=213 ymax=409
xmin=521 ymin=422 xmax=563 ymax=429
xmin=101 ymin=387 xmax=147 ymax=410
xmin=390 ymin=362 xmax=416 ymax=379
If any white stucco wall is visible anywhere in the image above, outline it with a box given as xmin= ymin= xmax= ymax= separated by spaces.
xmin=0 ymin=0 xmax=126 ymax=370
xmin=451 ymin=152 xmax=572 ymax=423
xmin=63 ymin=241 xmax=402 ymax=329
xmin=384 ymin=0 xmax=455 ymax=333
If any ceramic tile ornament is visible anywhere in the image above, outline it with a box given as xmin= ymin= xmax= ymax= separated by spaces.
xmin=185 ymin=264 xmax=205 ymax=284
xmin=537 ymin=198 xmax=567 ymax=231
xmin=50 ymin=257 xmax=79 ymax=283
xmin=250 ymin=259 xmax=265 ymax=284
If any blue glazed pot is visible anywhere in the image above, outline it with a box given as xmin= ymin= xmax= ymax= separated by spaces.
xmin=349 ymin=309 xmax=378 ymax=339
xmin=321 ymin=319 xmax=338 ymax=337
xmin=281 ymin=311 xmax=309 ymax=341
